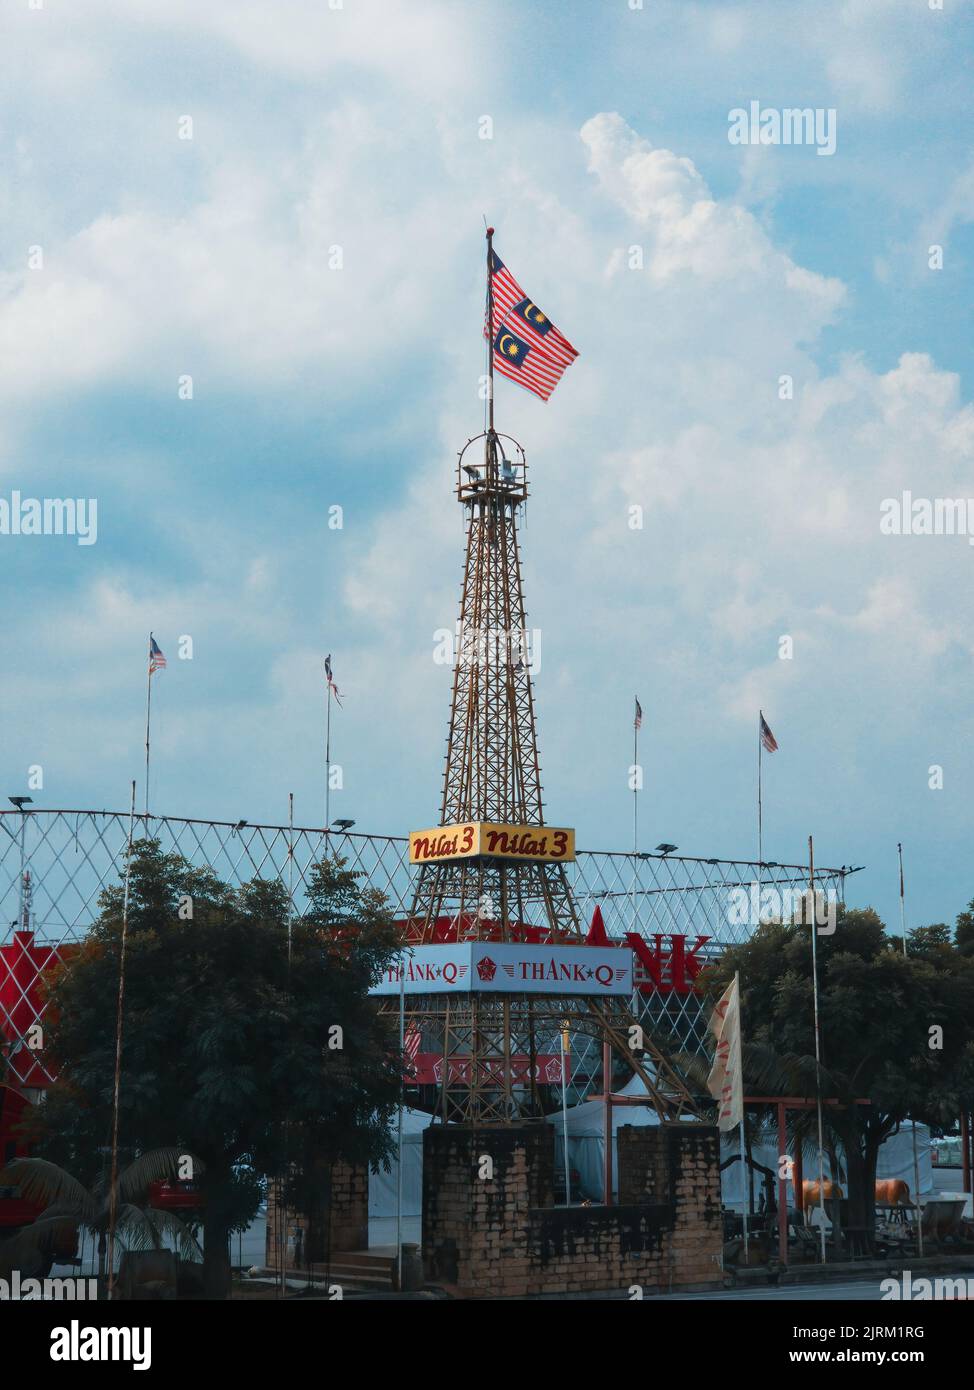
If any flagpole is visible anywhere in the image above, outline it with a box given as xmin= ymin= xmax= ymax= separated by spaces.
xmin=631 ymin=699 xmax=640 ymax=940
xmin=809 ymin=835 xmax=828 ymax=1263
xmin=144 ymin=636 xmax=153 ymax=820
xmin=107 ymin=780 xmax=136 ymax=1297
xmin=325 ymin=680 xmax=332 ymax=844
xmin=736 ymin=970 xmax=749 ymax=1265
xmin=633 ymin=698 xmax=638 ymax=855
xmin=486 ymin=225 xmax=495 ymax=436
xmin=757 ymin=711 xmax=763 ymax=869
xmin=898 ymin=841 xmax=925 ymax=1257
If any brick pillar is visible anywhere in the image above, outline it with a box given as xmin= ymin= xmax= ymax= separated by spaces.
xmin=264 ymin=1159 xmax=369 ymax=1270
xmin=422 ymin=1123 xmax=553 ymax=1295
xmin=323 ymin=1160 xmax=369 ymax=1255
xmin=618 ymin=1122 xmax=723 ymax=1289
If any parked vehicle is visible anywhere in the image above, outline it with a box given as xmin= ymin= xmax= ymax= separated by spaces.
xmin=931 ymin=1136 xmax=962 ymax=1168
xmin=147 ymin=1179 xmax=204 ymax=1212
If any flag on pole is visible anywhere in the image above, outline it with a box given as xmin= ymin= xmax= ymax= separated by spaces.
xmin=324 ymin=653 xmax=343 ymax=707
xmin=404 ymin=1023 xmax=421 ymax=1063
xmin=634 ymin=697 xmax=643 ymax=731
xmin=148 ymin=635 xmax=167 ymax=674
xmin=487 ymin=247 xmax=578 ymax=402
xmin=759 ymin=713 xmax=778 ymax=753
xmin=706 ymin=977 xmax=743 ymax=1132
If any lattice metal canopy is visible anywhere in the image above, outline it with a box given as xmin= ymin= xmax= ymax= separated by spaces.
xmin=0 ymin=807 xmax=852 ymax=1091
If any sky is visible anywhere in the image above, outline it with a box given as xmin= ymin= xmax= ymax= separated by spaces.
xmin=1 ymin=0 xmax=973 ymax=935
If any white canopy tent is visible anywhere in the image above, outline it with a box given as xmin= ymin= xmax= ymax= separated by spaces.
xmin=367 ymin=1098 xmax=937 ymax=1246
xmin=720 ymin=1122 xmax=934 ymax=1210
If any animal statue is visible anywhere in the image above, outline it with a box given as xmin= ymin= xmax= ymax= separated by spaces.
xmin=875 ymin=1178 xmax=910 ymax=1206
xmin=802 ymin=1179 xmax=843 ymax=1205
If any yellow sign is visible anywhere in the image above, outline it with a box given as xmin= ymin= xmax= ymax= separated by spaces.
xmin=408 ymin=822 xmax=575 ymax=865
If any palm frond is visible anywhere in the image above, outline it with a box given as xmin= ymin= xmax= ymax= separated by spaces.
xmin=0 ymin=1157 xmax=95 ymax=1217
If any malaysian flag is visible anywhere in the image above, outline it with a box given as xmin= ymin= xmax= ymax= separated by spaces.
xmin=488 ymin=246 xmax=578 ymax=402
xmin=759 ymin=712 xmax=778 ymax=753
xmin=324 ymin=653 xmax=343 ymax=707
xmin=634 ymin=697 xmax=643 ymax=731
xmin=148 ymin=634 xmax=167 ymax=675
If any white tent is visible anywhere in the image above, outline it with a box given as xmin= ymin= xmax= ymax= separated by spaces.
xmin=720 ymin=1122 xmax=933 ymax=1210
xmin=368 ymin=1107 xmax=429 ymax=1246
xmin=543 ymin=1073 xmax=660 ymax=1200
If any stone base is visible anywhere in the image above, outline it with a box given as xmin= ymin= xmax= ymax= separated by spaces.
xmin=422 ymin=1120 xmax=722 ymax=1298
xmin=265 ymin=1160 xmax=368 ymax=1270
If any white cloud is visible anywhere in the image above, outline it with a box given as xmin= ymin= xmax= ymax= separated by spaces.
xmin=1 ymin=5 xmax=972 ymax=926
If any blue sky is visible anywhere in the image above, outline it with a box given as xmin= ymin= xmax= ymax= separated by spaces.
xmin=1 ymin=0 xmax=973 ymax=934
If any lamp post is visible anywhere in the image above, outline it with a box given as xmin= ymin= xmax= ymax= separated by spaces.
xmin=8 ymin=797 xmax=33 ymax=933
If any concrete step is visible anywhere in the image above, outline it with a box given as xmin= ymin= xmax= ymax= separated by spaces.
xmin=271 ymin=1251 xmax=397 ymax=1291
xmin=329 ymin=1252 xmax=396 ymax=1289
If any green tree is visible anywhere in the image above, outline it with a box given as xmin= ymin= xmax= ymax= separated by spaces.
xmin=955 ymin=898 xmax=974 ymax=957
xmin=32 ymin=840 xmax=402 ymax=1298
xmin=702 ymin=906 xmax=974 ymax=1247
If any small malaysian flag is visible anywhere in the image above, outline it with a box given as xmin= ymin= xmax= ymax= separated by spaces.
xmin=634 ymin=697 xmax=643 ymax=732
xmin=324 ymin=653 xmax=343 ymax=707
xmin=148 ymin=634 xmax=167 ymax=675
xmin=487 ymin=244 xmax=579 ymax=402
xmin=760 ymin=713 xmax=778 ymax=753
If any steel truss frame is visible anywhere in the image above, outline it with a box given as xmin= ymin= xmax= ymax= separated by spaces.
xmin=0 ymin=808 xmax=850 ymax=1094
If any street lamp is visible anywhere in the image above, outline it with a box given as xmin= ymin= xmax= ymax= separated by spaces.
xmin=8 ymin=797 xmax=33 ymax=933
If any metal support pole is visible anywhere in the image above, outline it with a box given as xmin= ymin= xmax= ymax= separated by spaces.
xmin=603 ymin=1040 xmax=612 ymax=1206
xmin=106 ymin=781 xmax=136 ymax=1298
xmin=396 ymin=945 xmax=406 ymax=1290
xmin=777 ymin=1101 xmax=789 ymax=1265
xmin=898 ymin=842 xmax=924 ymax=1258
xmin=560 ymin=1023 xmax=571 ymax=1205
xmin=809 ymin=836 xmax=828 ymax=1263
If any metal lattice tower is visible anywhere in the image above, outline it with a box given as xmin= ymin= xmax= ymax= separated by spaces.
xmin=407 ymin=429 xmax=579 ymax=947
xmin=390 ymin=420 xmax=700 ymax=1125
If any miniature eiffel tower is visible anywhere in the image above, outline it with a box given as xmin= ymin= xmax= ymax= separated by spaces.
xmin=387 ymin=231 xmax=698 ymax=1125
